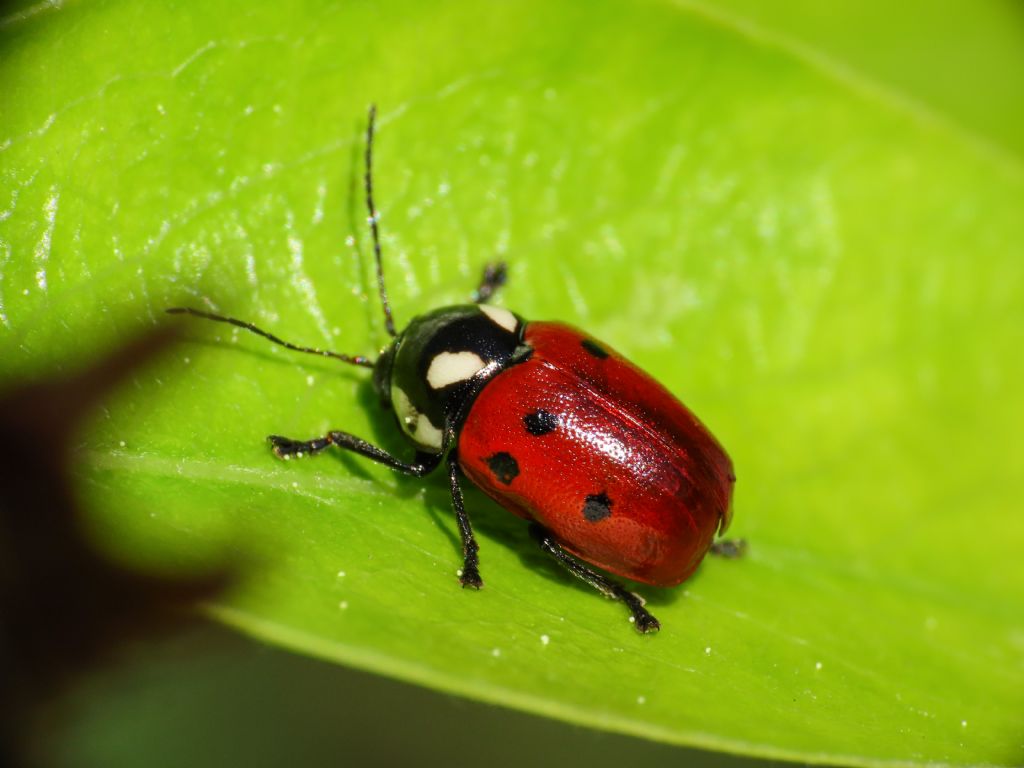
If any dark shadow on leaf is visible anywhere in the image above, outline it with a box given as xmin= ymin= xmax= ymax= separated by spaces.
xmin=0 ymin=325 xmax=234 ymax=768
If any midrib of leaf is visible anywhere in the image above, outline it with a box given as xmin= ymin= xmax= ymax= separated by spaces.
xmin=662 ymin=0 xmax=1024 ymax=176
xmin=83 ymin=449 xmax=391 ymax=497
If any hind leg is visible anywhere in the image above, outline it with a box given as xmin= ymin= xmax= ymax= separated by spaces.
xmin=529 ymin=525 xmax=660 ymax=634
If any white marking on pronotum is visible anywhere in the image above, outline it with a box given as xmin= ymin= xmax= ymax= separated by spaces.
xmin=392 ymin=387 xmax=443 ymax=450
xmin=479 ymin=304 xmax=517 ymax=333
xmin=426 ymin=351 xmax=487 ymax=389
xmin=392 ymin=387 xmax=418 ymax=431
xmin=415 ymin=414 xmax=443 ymax=450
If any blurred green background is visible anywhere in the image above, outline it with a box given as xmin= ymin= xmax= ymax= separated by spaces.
xmin=47 ymin=623 xmax=775 ymax=768
xmin=2 ymin=0 xmax=1023 ymax=766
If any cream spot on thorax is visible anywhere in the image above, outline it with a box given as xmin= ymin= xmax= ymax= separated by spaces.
xmin=427 ymin=351 xmax=487 ymax=389
xmin=479 ymin=304 xmax=518 ymax=333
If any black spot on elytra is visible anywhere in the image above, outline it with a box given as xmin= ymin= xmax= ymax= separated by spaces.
xmin=581 ymin=339 xmax=609 ymax=359
xmin=523 ymin=409 xmax=559 ymax=436
xmin=486 ymin=452 xmax=519 ymax=485
xmin=582 ymin=491 xmax=613 ymax=522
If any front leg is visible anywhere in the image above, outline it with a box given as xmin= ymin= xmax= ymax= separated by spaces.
xmin=447 ymin=452 xmax=483 ymax=588
xmin=268 ymin=431 xmax=441 ymax=476
xmin=270 ymin=427 xmax=482 ymax=587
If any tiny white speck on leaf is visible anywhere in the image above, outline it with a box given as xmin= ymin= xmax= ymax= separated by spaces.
xmin=637 ymin=696 xmax=646 ymax=705
xmin=815 ymin=661 xmax=823 ymax=671
xmin=339 ymin=600 xmax=348 ymax=610
xmin=306 ymin=375 xmax=315 ymax=386
xmin=961 ymin=720 xmax=967 ymax=728
xmin=22 ymin=289 xmax=29 ymax=296
xmin=337 ymin=570 xmax=346 ymax=578
xmin=291 ymin=481 xmax=299 ymax=488
xmin=345 ymin=235 xmax=356 ymax=247
xmin=456 ymin=569 xmax=463 ymax=577
xmin=628 ymin=616 xmax=635 ymax=624
xmin=704 ymin=647 xmax=712 ymax=655
xmin=540 ymin=635 xmax=550 ymax=646
xmin=183 ymin=357 xmax=190 ymax=364
xmin=491 ymin=648 xmax=501 ymax=658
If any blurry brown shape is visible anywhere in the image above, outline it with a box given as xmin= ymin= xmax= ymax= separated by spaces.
xmin=0 ymin=326 xmax=231 ymax=766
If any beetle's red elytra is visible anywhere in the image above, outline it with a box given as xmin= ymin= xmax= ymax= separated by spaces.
xmin=169 ymin=105 xmax=742 ymax=633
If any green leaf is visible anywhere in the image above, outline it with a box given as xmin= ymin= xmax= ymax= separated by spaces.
xmin=696 ymin=0 xmax=1024 ymax=158
xmin=2 ymin=1 xmax=1022 ymax=766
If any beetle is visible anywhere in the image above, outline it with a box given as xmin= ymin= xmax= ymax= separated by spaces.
xmin=170 ymin=105 xmax=742 ymax=633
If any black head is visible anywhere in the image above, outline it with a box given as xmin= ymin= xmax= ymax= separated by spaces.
xmin=373 ymin=304 xmax=527 ymax=452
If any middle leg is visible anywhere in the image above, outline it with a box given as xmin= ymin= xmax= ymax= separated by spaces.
xmin=447 ymin=453 xmax=483 ymax=589
xmin=472 ymin=261 xmax=508 ymax=304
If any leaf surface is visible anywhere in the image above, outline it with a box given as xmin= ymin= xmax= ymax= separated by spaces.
xmin=2 ymin=1 xmax=1022 ymax=765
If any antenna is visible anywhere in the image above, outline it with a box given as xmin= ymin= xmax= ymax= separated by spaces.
xmin=165 ymin=307 xmax=374 ymax=368
xmin=365 ymin=104 xmax=397 ymax=337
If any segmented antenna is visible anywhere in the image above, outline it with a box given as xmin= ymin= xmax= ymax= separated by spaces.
xmin=165 ymin=307 xmax=374 ymax=368
xmin=365 ymin=104 xmax=397 ymax=337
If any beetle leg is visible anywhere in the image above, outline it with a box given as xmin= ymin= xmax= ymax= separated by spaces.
xmin=528 ymin=524 xmax=660 ymax=634
xmin=472 ymin=261 xmax=507 ymax=304
xmin=710 ymin=538 xmax=748 ymax=559
xmin=268 ymin=432 xmax=441 ymax=477
xmin=447 ymin=452 xmax=483 ymax=589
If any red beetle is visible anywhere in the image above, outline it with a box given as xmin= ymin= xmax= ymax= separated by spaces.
xmin=171 ymin=106 xmax=741 ymax=633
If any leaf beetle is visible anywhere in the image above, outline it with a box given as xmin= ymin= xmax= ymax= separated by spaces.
xmin=170 ymin=105 xmax=742 ymax=633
